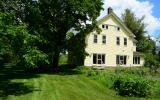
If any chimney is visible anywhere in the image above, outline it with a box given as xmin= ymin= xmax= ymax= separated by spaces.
xmin=108 ymin=7 xmax=113 ymax=14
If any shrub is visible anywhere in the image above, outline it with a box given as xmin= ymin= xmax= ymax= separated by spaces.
xmin=115 ymin=67 xmax=150 ymax=77
xmin=86 ymin=69 xmax=116 ymax=88
xmin=113 ymin=74 xmax=154 ymax=97
xmin=86 ymin=68 xmax=99 ymax=77
xmin=145 ymin=54 xmax=160 ymax=74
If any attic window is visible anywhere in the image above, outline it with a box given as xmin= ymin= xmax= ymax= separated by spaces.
xmin=106 ymin=25 xmax=108 ymax=29
xmin=117 ymin=27 xmax=120 ymax=31
xmin=102 ymin=24 xmax=105 ymax=28
xmin=102 ymin=24 xmax=108 ymax=29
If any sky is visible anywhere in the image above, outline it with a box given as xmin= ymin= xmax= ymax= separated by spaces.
xmin=99 ymin=0 xmax=160 ymax=40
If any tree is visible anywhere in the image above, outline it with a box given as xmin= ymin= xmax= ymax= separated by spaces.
xmin=22 ymin=0 xmax=103 ymax=69
xmin=0 ymin=0 xmax=103 ymax=70
xmin=0 ymin=0 xmax=49 ymax=68
xmin=122 ymin=9 xmax=155 ymax=53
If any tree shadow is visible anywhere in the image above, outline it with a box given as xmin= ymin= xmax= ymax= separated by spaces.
xmin=57 ymin=64 xmax=83 ymax=75
xmin=23 ymin=63 xmax=83 ymax=75
xmin=25 ymin=64 xmax=83 ymax=75
xmin=0 ymin=81 xmax=34 ymax=97
xmin=0 ymin=65 xmax=40 ymax=97
xmin=0 ymin=64 xmax=82 ymax=97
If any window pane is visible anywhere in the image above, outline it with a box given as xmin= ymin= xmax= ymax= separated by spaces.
xmin=133 ymin=57 xmax=135 ymax=64
xmin=93 ymin=54 xmax=97 ymax=64
xmin=102 ymin=25 xmax=105 ymax=28
xmin=135 ymin=57 xmax=137 ymax=64
xmin=106 ymin=25 xmax=108 ymax=29
xmin=120 ymin=56 xmax=123 ymax=60
xmin=98 ymin=60 xmax=101 ymax=64
xmin=138 ymin=57 xmax=140 ymax=64
xmin=116 ymin=55 xmax=119 ymax=64
xmin=94 ymin=35 xmax=97 ymax=43
xmin=98 ymin=54 xmax=101 ymax=59
xmin=117 ymin=27 xmax=120 ymax=31
xmin=124 ymin=56 xmax=126 ymax=65
xmin=124 ymin=38 xmax=127 ymax=45
xmin=102 ymin=35 xmax=106 ymax=44
xmin=102 ymin=54 xmax=105 ymax=64
xmin=117 ymin=37 xmax=120 ymax=45
xmin=103 ymin=36 xmax=106 ymax=39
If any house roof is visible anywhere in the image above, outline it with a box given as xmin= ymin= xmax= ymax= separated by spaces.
xmin=97 ymin=12 xmax=135 ymax=38
xmin=133 ymin=52 xmax=144 ymax=56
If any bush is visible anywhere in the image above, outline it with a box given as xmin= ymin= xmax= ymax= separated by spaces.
xmin=113 ymin=74 xmax=154 ymax=97
xmin=115 ymin=67 xmax=150 ymax=77
xmin=86 ymin=69 xmax=116 ymax=88
xmin=145 ymin=54 xmax=160 ymax=73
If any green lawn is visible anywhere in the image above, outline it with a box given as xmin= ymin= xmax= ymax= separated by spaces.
xmin=0 ymin=67 xmax=159 ymax=100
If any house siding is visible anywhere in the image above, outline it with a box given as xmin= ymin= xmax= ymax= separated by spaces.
xmin=84 ymin=15 xmax=143 ymax=67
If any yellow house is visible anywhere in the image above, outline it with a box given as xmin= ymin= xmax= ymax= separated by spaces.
xmin=84 ymin=7 xmax=144 ymax=67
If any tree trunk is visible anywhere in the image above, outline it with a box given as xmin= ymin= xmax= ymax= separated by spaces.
xmin=52 ymin=47 xmax=60 ymax=72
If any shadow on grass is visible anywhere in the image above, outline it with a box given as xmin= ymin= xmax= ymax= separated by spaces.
xmin=0 ymin=65 xmax=40 ymax=97
xmin=24 ymin=64 xmax=83 ymax=75
xmin=57 ymin=64 xmax=83 ymax=75
xmin=0 ymin=64 xmax=81 ymax=97
xmin=0 ymin=82 xmax=34 ymax=97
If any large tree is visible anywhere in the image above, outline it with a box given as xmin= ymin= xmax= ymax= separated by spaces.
xmin=122 ymin=9 xmax=155 ymax=53
xmin=22 ymin=0 xmax=103 ymax=69
xmin=0 ymin=0 xmax=49 ymax=68
xmin=0 ymin=0 xmax=103 ymax=70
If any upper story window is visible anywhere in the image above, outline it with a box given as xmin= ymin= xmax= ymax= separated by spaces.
xmin=115 ymin=26 xmax=120 ymax=31
xmin=102 ymin=24 xmax=105 ymax=29
xmin=102 ymin=24 xmax=108 ymax=29
xmin=93 ymin=35 xmax=98 ymax=43
xmin=117 ymin=27 xmax=120 ymax=31
xmin=116 ymin=37 xmax=120 ymax=45
xmin=102 ymin=35 xmax=106 ymax=44
xmin=124 ymin=38 xmax=127 ymax=46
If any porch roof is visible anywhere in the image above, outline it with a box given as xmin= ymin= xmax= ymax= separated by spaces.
xmin=133 ymin=52 xmax=144 ymax=56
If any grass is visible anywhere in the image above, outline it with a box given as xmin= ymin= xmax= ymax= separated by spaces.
xmin=0 ymin=66 xmax=160 ymax=100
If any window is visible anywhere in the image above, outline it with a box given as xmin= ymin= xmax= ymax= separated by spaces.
xmin=116 ymin=55 xmax=127 ymax=65
xmin=133 ymin=57 xmax=140 ymax=64
xmin=102 ymin=24 xmax=105 ymax=29
xmin=93 ymin=35 xmax=97 ymax=43
xmin=117 ymin=27 xmax=120 ymax=31
xmin=115 ymin=26 xmax=120 ymax=31
xmin=102 ymin=24 xmax=108 ymax=29
xmin=124 ymin=38 xmax=127 ymax=46
xmin=93 ymin=54 xmax=105 ymax=64
xmin=116 ymin=37 xmax=120 ymax=45
xmin=102 ymin=35 xmax=106 ymax=44
xmin=106 ymin=25 xmax=108 ymax=29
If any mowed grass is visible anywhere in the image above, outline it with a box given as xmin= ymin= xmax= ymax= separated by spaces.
xmin=0 ymin=65 xmax=159 ymax=100
xmin=0 ymin=73 xmax=158 ymax=100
